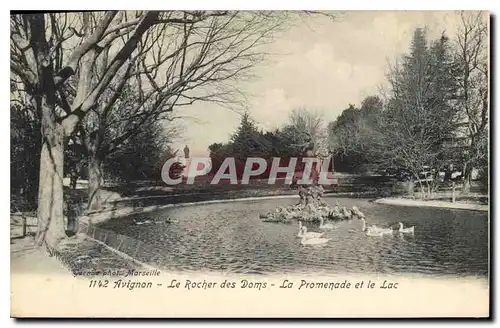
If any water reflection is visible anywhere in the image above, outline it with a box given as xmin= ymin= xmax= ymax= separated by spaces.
xmin=99 ymin=198 xmax=489 ymax=277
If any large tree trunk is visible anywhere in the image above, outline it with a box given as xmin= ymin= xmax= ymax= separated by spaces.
xmin=88 ymin=153 xmax=104 ymax=211
xmin=35 ymin=123 xmax=67 ymax=248
xmin=25 ymin=12 xmax=160 ymax=246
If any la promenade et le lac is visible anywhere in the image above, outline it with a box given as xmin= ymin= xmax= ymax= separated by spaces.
xmin=76 ymin=268 xmax=399 ymax=291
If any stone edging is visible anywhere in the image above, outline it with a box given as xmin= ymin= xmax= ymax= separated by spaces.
xmin=83 ymin=234 xmax=159 ymax=271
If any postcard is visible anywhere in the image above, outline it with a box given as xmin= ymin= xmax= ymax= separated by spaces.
xmin=10 ymin=10 xmax=490 ymax=318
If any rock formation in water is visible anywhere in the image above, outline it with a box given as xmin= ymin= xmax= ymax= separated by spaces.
xmin=260 ymin=185 xmax=365 ymax=223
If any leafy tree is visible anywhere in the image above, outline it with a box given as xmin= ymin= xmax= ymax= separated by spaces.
xmin=11 ymin=12 xmax=165 ymax=247
xmin=372 ymin=28 xmax=461 ymax=196
xmin=104 ymin=119 xmax=177 ymax=183
xmin=453 ymin=11 xmax=489 ymax=193
xmin=10 ymin=11 xmax=335 ymax=247
xmin=327 ymin=103 xmax=370 ymax=172
xmin=230 ymin=112 xmax=267 ymax=160
xmin=208 ymin=110 xmax=327 ymax=178
xmin=286 ymin=108 xmax=328 ymax=157
xmin=327 ymin=27 xmax=465 ymax=197
xmin=10 ymin=100 xmax=41 ymax=207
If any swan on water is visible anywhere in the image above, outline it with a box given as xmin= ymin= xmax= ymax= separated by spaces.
xmin=360 ymin=218 xmax=393 ymax=236
xmin=297 ymin=223 xmax=325 ymax=239
xmin=398 ymin=222 xmax=415 ymax=234
xmin=319 ymin=217 xmax=335 ymax=230
xmin=299 ymin=227 xmax=325 ymax=239
xmin=365 ymin=229 xmax=384 ymax=237
xmin=300 ymin=234 xmax=331 ymax=245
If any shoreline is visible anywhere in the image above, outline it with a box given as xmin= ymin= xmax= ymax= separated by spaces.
xmin=374 ymin=198 xmax=489 ymax=212
xmin=82 ymin=191 xmax=378 ymax=226
xmin=81 ymin=191 xmax=489 ymax=227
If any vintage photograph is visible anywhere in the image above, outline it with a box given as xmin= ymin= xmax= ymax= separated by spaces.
xmin=10 ymin=10 xmax=490 ymax=317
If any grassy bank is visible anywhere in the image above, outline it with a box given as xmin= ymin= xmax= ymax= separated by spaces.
xmin=374 ymin=197 xmax=489 ymax=212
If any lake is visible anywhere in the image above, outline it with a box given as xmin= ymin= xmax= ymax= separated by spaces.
xmin=98 ymin=197 xmax=489 ymax=278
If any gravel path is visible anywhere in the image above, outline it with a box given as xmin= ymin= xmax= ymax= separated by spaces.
xmin=11 ymin=234 xmax=139 ymax=278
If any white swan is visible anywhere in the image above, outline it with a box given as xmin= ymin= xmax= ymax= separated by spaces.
xmin=298 ymin=222 xmax=325 ymax=238
xmin=319 ymin=217 xmax=335 ymax=230
xmin=398 ymin=222 xmax=415 ymax=234
xmin=300 ymin=234 xmax=331 ymax=245
xmin=298 ymin=226 xmax=325 ymax=239
xmin=360 ymin=218 xmax=393 ymax=235
xmin=377 ymin=228 xmax=394 ymax=235
xmin=365 ymin=229 xmax=384 ymax=237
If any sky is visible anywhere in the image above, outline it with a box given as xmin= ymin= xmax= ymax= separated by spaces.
xmin=170 ymin=11 xmax=470 ymax=157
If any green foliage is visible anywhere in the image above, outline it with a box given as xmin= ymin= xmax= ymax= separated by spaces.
xmin=327 ymin=27 xmax=478 ymax=186
xmin=65 ymin=141 xmax=88 ymax=181
xmin=10 ymin=102 xmax=41 ymax=206
xmin=104 ymin=119 xmax=176 ymax=182
xmin=208 ymin=111 xmax=320 ymax=176
xmin=229 ymin=112 xmax=269 ymax=159
xmin=328 ymin=100 xmax=385 ymax=173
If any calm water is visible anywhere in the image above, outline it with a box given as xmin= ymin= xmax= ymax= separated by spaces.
xmin=98 ymin=198 xmax=489 ymax=277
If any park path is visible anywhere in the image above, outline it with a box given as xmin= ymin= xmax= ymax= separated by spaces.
xmin=11 ymin=237 xmax=70 ymax=276
xmin=11 ymin=212 xmax=70 ymax=275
